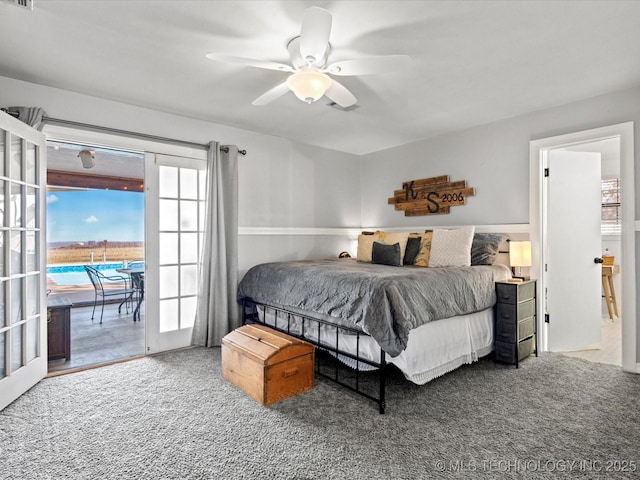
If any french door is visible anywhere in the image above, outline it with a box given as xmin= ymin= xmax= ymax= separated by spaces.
xmin=0 ymin=112 xmax=47 ymax=411
xmin=144 ymin=152 xmax=206 ymax=353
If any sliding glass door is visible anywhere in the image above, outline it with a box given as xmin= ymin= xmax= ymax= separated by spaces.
xmin=144 ymin=153 xmax=206 ymax=353
xmin=0 ymin=113 xmax=47 ymax=411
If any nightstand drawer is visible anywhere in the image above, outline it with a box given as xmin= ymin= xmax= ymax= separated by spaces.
xmin=495 ymin=336 xmax=535 ymax=364
xmin=496 ymin=281 xmax=535 ymax=304
xmin=496 ymin=299 xmax=535 ymax=323
xmin=495 ymin=316 xmax=535 ymax=343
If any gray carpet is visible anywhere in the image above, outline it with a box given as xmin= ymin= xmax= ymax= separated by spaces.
xmin=1 ymin=348 xmax=639 ymax=479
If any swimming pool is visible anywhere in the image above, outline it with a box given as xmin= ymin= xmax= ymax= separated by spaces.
xmin=47 ymin=263 xmax=129 ymax=286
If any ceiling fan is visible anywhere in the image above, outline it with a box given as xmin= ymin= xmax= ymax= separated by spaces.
xmin=206 ymin=6 xmax=410 ymax=108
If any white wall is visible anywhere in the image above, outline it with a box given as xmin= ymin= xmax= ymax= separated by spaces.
xmin=0 ymin=75 xmax=361 ymax=277
xmin=361 ymin=84 xmax=640 ymax=365
xmin=3 ymin=74 xmax=639 ymax=364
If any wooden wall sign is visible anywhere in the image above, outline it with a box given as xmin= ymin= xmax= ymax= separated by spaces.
xmin=388 ymin=175 xmax=475 ymax=216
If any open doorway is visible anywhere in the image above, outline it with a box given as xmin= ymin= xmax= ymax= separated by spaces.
xmin=529 ymin=122 xmax=636 ymax=373
xmin=45 ymin=141 xmax=145 ymax=374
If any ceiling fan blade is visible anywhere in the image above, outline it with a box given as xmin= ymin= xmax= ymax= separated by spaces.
xmin=324 ymin=80 xmax=357 ymax=108
xmin=252 ymin=82 xmax=291 ymax=106
xmin=299 ymin=7 xmax=332 ymax=65
xmin=326 ymin=55 xmax=411 ymax=76
xmin=206 ymin=53 xmax=294 ymax=73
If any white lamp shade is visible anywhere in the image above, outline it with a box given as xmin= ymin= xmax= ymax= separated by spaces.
xmin=509 ymin=241 xmax=532 ymax=267
xmin=286 ymin=71 xmax=332 ymax=103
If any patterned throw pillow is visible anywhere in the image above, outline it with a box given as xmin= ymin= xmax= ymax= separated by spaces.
xmin=429 ymin=226 xmax=475 ymax=267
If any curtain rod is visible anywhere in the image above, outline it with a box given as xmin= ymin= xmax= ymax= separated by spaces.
xmin=41 ymin=116 xmax=247 ymax=155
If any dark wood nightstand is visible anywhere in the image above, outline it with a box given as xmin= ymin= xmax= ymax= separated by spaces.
xmin=494 ymin=280 xmax=537 ymax=367
xmin=47 ymin=297 xmax=72 ymax=361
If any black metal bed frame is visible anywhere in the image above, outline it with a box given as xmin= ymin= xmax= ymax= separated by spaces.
xmin=241 ymin=299 xmax=387 ymax=414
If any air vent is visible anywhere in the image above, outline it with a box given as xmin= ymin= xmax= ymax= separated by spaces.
xmin=1 ymin=0 xmax=33 ymax=10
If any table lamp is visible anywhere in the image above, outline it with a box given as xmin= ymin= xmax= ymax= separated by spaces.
xmin=509 ymin=241 xmax=531 ymax=280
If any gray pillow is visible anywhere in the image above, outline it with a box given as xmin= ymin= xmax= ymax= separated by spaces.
xmin=372 ymin=242 xmax=402 ymax=267
xmin=471 ymin=233 xmax=506 ymax=265
xmin=403 ymin=236 xmax=422 ymax=265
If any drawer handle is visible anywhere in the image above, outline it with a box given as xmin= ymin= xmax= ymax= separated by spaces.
xmin=283 ymin=367 xmax=299 ymax=378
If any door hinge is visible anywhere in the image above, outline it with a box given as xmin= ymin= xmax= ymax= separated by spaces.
xmin=545 ymin=313 xmax=550 ymax=323
xmin=544 ymin=168 xmax=549 ymax=177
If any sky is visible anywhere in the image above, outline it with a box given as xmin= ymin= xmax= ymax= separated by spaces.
xmin=47 ymin=189 xmax=144 ymax=243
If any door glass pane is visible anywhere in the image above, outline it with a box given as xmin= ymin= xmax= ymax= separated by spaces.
xmin=0 ymin=331 xmax=5 ymax=378
xmin=180 ymin=264 xmax=197 ymax=296
xmin=0 ymin=280 xmax=5 ymax=328
xmin=10 ymin=232 xmax=22 ymax=274
xmin=180 ymin=200 xmax=198 ymax=231
xmin=159 ymin=265 xmax=179 ymax=298
xmin=25 ymin=142 xmax=36 ymax=185
xmin=181 ymin=296 xmax=197 ymax=329
xmin=25 ymin=186 xmax=37 ymax=228
xmin=159 ymin=232 xmax=179 ymax=265
xmin=10 ymin=183 xmax=22 ymax=227
xmin=198 ymin=170 xmax=206 ymax=200
xmin=199 ymin=200 xmax=206 ymax=230
xmin=0 ymin=129 xmax=5 ymax=177
xmin=27 ymin=317 xmax=38 ymax=362
xmin=0 ymin=180 xmax=5 ymax=226
xmin=180 ymin=168 xmax=198 ymax=200
xmin=159 ymin=298 xmax=179 ymax=332
xmin=27 ymin=274 xmax=39 ymax=317
xmin=10 ymin=135 xmax=22 ymax=181
xmin=180 ymin=233 xmax=198 ymax=263
xmin=26 ymin=231 xmax=37 ymax=272
xmin=0 ymin=232 xmax=5 ymax=277
xmin=159 ymin=199 xmax=178 ymax=231
xmin=11 ymin=324 xmax=23 ymax=373
xmin=159 ymin=165 xmax=178 ymax=198
xmin=11 ymin=278 xmax=23 ymax=322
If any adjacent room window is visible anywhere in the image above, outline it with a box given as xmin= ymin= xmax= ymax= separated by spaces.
xmin=601 ymin=178 xmax=621 ymax=235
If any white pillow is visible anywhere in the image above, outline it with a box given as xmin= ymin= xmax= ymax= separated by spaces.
xmin=356 ymin=232 xmax=383 ymax=262
xmin=429 ymin=226 xmax=475 ymax=267
xmin=376 ymin=231 xmax=410 ymax=264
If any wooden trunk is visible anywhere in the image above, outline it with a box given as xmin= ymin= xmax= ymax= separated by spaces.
xmin=221 ymin=324 xmax=314 ymax=405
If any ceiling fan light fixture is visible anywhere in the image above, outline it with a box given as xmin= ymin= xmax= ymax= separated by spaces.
xmin=78 ymin=149 xmax=95 ymax=169
xmin=286 ymin=71 xmax=332 ymax=104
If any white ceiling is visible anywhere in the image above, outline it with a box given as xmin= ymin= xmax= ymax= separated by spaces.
xmin=2 ymin=1 xmax=640 ymax=156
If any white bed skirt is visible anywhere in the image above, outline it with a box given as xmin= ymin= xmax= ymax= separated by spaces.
xmin=257 ymin=306 xmax=494 ymax=386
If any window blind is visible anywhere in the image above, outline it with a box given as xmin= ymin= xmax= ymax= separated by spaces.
xmin=601 ymin=178 xmax=621 ymax=235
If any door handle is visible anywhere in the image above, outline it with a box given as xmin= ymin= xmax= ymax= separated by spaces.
xmin=594 ymin=257 xmax=604 ymax=264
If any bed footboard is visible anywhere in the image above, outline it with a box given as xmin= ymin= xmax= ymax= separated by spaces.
xmin=240 ymin=299 xmax=387 ymax=414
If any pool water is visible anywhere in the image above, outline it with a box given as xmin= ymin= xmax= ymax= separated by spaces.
xmin=47 ymin=263 xmax=128 ymax=286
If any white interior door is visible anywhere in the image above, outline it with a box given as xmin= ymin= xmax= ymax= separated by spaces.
xmin=0 ymin=113 xmax=47 ymax=411
xmin=144 ymin=152 xmax=206 ymax=353
xmin=546 ymin=150 xmax=602 ymax=351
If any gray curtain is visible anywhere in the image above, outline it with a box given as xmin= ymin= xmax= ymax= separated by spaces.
xmin=192 ymin=142 xmax=240 ymax=347
xmin=2 ymin=107 xmax=47 ymax=130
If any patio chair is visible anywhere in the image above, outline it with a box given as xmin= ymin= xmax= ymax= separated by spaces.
xmin=84 ymin=265 xmax=135 ymax=324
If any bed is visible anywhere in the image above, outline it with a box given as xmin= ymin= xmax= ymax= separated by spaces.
xmin=236 ymin=228 xmax=511 ymax=413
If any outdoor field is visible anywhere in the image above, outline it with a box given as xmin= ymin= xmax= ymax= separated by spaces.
xmin=47 ymin=244 xmax=144 ymax=265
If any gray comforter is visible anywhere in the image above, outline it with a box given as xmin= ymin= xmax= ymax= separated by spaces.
xmin=237 ymin=259 xmax=511 ymax=357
